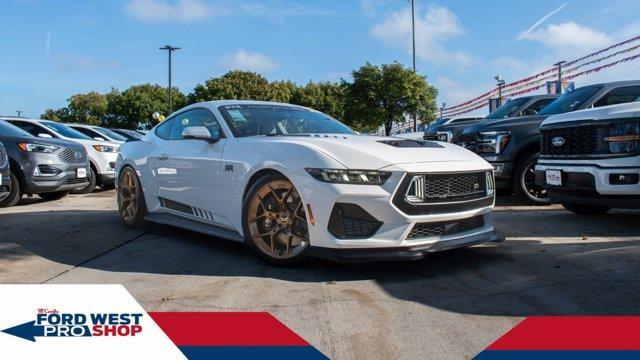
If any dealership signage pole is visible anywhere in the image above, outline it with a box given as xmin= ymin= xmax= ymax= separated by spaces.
xmin=554 ymin=60 xmax=567 ymax=94
xmin=159 ymin=45 xmax=181 ymax=114
xmin=409 ymin=0 xmax=417 ymax=132
xmin=494 ymin=75 xmax=505 ymax=107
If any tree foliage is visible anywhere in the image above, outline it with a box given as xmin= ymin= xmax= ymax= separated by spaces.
xmin=189 ymin=71 xmax=272 ymax=103
xmin=108 ymin=84 xmax=186 ymax=129
xmin=343 ymin=62 xmax=438 ymax=135
xmin=291 ymin=81 xmax=346 ymax=121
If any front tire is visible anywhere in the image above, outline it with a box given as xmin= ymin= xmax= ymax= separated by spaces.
xmin=72 ymin=166 xmax=97 ymax=194
xmin=38 ymin=191 xmax=69 ymax=201
xmin=117 ymin=166 xmax=147 ymax=226
xmin=562 ymin=202 xmax=611 ymax=215
xmin=513 ymin=153 xmax=551 ymax=205
xmin=242 ymin=173 xmax=310 ymax=265
xmin=0 ymin=172 xmax=21 ymax=208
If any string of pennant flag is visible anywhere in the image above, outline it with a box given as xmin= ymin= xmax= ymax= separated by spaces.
xmin=442 ymin=34 xmax=640 ymax=117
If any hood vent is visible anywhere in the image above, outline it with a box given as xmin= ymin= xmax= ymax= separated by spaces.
xmin=377 ymin=140 xmax=443 ymax=148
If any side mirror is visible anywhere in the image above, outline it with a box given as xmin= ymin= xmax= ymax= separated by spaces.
xmin=182 ymin=126 xmax=219 ymax=143
xmin=93 ymin=136 xmax=106 ymax=141
xmin=37 ymin=133 xmax=53 ymax=139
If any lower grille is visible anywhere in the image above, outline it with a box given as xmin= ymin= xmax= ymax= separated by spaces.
xmin=58 ymin=148 xmax=87 ymax=164
xmin=541 ymin=125 xmax=601 ymax=156
xmin=406 ymin=215 xmax=484 ymax=240
xmin=0 ymin=144 xmax=7 ymax=168
xmin=328 ymin=203 xmax=382 ymax=239
xmin=38 ymin=165 xmax=62 ymax=175
xmin=66 ymin=178 xmax=87 ymax=184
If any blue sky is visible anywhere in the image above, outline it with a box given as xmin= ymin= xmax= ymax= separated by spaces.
xmin=2 ymin=0 xmax=640 ymax=118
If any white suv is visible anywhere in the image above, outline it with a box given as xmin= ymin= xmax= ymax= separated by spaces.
xmin=4 ymin=118 xmax=119 ymax=193
xmin=535 ymin=102 xmax=640 ymax=214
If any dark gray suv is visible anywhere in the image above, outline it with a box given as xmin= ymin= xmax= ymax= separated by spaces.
xmin=460 ymin=81 xmax=640 ymax=204
xmin=0 ymin=120 xmax=90 ymax=207
xmin=0 ymin=141 xmax=10 ymax=202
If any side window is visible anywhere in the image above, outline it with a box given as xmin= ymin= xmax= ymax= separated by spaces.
xmin=169 ymin=109 xmax=223 ymax=140
xmin=527 ymin=98 xmax=556 ymax=113
xmin=9 ymin=121 xmax=55 ymax=138
xmin=73 ymin=127 xmax=100 ymax=138
xmin=155 ymin=118 xmax=174 ymax=140
xmin=594 ymin=86 xmax=640 ymax=108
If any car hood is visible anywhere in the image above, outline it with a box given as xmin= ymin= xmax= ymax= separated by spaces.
xmin=434 ymin=119 xmax=485 ymax=133
xmin=0 ymin=135 xmax=85 ymax=150
xmin=463 ymin=115 xmax=548 ymax=133
xmin=541 ymin=102 xmax=640 ymax=127
xmin=255 ymin=134 xmax=490 ymax=170
xmin=62 ymin=137 xmax=120 ymax=148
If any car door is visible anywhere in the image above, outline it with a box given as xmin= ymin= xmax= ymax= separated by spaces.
xmin=159 ymin=108 xmax=226 ymax=225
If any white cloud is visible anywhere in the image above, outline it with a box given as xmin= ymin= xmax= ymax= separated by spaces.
xmin=517 ymin=2 xmax=570 ymax=40
xmin=221 ymin=50 xmax=278 ymax=72
xmin=371 ymin=5 xmax=469 ymax=68
xmin=123 ymin=0 xmax=212 ymax=23
xmin=519 ymin=22 xmax=613 ymax=53
xmin=45 ymin=29 xmax=51 ymax=57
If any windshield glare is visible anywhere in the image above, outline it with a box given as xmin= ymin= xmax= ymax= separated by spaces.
xmin=42 ymin=121 xmax=92 ymax=140
xmin=426 ymin=118 xmax=449 ymax=131
xmin=94 ymin=127 xmax=127 ymax=141
xmin=0 ymin=120 xmax=33 ymax=137
xmin=485 ymin=98 xmax=529 ymax=119
xmin=219 ymin=105 xmax=354 ymax=137
xmin=539 ymin=85 xmax=604 ymax=115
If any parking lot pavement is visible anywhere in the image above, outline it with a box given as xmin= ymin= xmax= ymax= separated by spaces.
xmin=1 ymin=192 xmax=639 ymax=359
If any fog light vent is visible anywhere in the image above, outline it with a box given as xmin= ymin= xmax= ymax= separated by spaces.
xmin=328 ymin=203 xmax=382 ymax=239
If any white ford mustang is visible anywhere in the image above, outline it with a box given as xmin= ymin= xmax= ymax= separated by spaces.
xmin=116 ymin=100 xmax=502 ymax=264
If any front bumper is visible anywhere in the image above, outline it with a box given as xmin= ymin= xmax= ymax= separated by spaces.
xmin=22 ymin=162 xmax=90 ymax=194
xmin=91 ymin=150 xmax=117 ymax=178
xmin=0 ymin=171 xmax=11 ymax=199
xmin=535 ymin=159 xmax=640 ymax=209
xmin=299 ymin=167 xmax=498 ymax=259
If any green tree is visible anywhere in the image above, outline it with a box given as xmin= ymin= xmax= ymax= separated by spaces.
xmin=41 ymin=107 xmax=72 ymax=122
xmin=343 ymin=62 xmax=437 ymax=135
xmin=268 ymin=80 xmax=298 ymax=103
xmin=66 ymin=91 xmax=109 ymax=126
xmin=189 ymin=70 xmax=273 ymax=103
xmin=291 ymin=81 xmax=346 ymax=120
xmin=108 ymin=84 xmax=186 ymax=129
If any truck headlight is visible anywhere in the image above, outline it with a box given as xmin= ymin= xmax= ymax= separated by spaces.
xmin=478 ymin=131 xmax=511 ymax=154
xmin=604 ymin=120 xmax=640 ymax=154
xmin=305 ymin=168 xmax=391 ymax=185
xmin=93 ymin=145 xmax=119 ymax=153
xmin=17 ymin=143 xmax=59 ymax=153
xmin=486 ymin=171 xmax=495 ymax=196
xmin=436 ymin=131 xmax=452 ymax=142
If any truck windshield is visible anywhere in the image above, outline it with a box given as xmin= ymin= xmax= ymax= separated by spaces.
xmin=485 ymin=97 xmax=529 ymax=119
xmin=539 ymin=85 xmax=604 ymax=115
xmin=425 ymin=118 xmax=449 ymax=131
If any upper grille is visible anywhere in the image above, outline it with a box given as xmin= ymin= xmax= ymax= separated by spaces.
xmin=58 ymin=148 xmax=87 ymax=164
xmin=406 ymin=215 xmax=484 ymax=240
xmin=541 ymin=125 xmax=600 ymax=156
xmin=0 ymin=144 xmax=7 ymax=169
xmin=458 ymin=133 xmax=479 ymax=152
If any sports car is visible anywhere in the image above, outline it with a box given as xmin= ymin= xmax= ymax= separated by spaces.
xmin=116 ymin=101 xmax=502 ymax=264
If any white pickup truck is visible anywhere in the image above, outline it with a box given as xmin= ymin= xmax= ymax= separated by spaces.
xmin=535 ymin=102 xmax=640 ymax=214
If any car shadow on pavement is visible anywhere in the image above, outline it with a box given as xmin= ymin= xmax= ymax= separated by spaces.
xmin=1 ymin=209 xmax=639 ymax=316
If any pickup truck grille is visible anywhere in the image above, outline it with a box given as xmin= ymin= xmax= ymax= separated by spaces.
xmin=540 ymin=125 xmax=600 ymax=156
xmin=458 ymin=133 xmax=478 ymax=152
xmin=0 ymin=144 xmax=7 ymax=169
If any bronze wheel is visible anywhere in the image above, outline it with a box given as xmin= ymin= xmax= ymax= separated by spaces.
xmin=245 ymin=177 xmax=310 ymax=262
xmin=117 ymin=166 xmax=146 ymax=226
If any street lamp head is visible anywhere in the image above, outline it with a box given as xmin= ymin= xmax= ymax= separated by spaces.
xmin=494 ymin=75 xmax=502 ymax=82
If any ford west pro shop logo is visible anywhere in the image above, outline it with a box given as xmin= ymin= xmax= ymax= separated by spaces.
xmin=2 ymin=308 xmax=143 ymax=342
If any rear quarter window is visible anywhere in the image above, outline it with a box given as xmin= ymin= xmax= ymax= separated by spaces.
xmin=155 ymin=119 xmax=174 ymax=140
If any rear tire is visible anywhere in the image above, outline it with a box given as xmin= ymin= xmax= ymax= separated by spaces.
xmin=562 ymin=202 xmax=611 ymax=215
xmin=72 ymin=166 xmax=97 ymax=194
xmin=0 ymin=172 xmax=21 ymax=208
xmin=242 ymin=173 xmax=310 ymax=266
xmin=38 ymin=191 xmax=69 ymax=201
xmin=513 ymin=153 xmax=551 ymax=205
xmin=117 ymin=166 xmax=147 ymax=226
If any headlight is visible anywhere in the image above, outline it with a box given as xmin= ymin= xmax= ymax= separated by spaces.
xmin=436 ymin=131 xmax=452 ymax=142
xmin=477 ymin=131 xmax=511 ymax=154
xmin=17 ymin=143 xmax=59 ymax=153
xmin=93 ymin=145 xmax=119 ymax=153
xmin=486 ymin=171 xmax=495 ymax=196
xmin=305 ymin=168 xmax=391 ymax=185
xmin=604 ymin=120 xmax=640 ymax=154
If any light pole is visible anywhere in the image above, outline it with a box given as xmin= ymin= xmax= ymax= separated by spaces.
xmin=159 ymin=45 xmax=181 ymax=114
xmin=554 ymin=60 xmax=567 ymax=93
xmin=15 ymin=110 xmax=22 ymax=117
xmin=440 ymin=102 xmax=446 ymax=118
xmin=494 ymin=75 xmax=505 ymax=107
xmin=408 ymin=0 xmax=417 ymax=132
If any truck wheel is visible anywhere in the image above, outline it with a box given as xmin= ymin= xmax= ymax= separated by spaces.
xmin=0 ymin=172 xmax=21 ymax=207
xmin=72 ymin=166 xmax=97 ymax=194
xmin=561 ymin=202 xmax=611 ymax=215
xmin=513 ymin=153 xmax=550 ymax=205
xmin=38 ymin=191 xmax=69 ymax=201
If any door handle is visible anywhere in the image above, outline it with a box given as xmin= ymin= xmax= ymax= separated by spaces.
xmin=156 ymin=153 xmax=169 ymax=160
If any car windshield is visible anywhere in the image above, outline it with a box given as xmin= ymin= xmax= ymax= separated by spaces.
xmin=425 ymin=118 xmax=449 ymax=131
xmin=94 ymin=127 xmax=127 ymax=141
xmin=485 ymin=97 xmax=530 ymax=119
xmin=539 ymin=85 xmax=604 ymax=115
xmin=41 ymin=121 xmax=92 ymax=139
xmin=0 ymin=120 xmax=33 ymax=137
xmin=219 ymin=105 xmax=355 ymax=137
